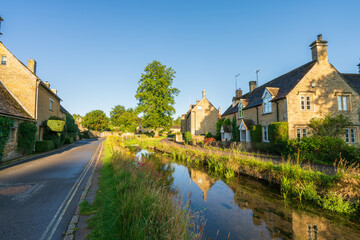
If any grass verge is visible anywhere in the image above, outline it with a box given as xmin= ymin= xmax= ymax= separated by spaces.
xmin=84 ymin=138 xmax=197 ymax=240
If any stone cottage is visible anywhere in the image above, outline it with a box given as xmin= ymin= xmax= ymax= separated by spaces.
xmin=0 ymin=41 xmax=62 ymax=140
xmin=222 ymin=35 xmax=360 ymax=145
xmin=181 ymin=90 xmax=220 ymax=136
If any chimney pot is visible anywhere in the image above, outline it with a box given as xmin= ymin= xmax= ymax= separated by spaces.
xmin=202 ymin=90 xmax=206 ymax=99
xmin=51 ymin=89 xmax=57 ymax=95
xmin=28 ymin=59 xmax=37 ymax=74
xmin=317 ymin=34 xmax=322 ymax=41
xmin=249 ymin=81 xmax=257 ymax=92
xmin=236 ymin=89 xmax=242 ymax=97
xmin=44 ymin=81 xmax=50 ymax=88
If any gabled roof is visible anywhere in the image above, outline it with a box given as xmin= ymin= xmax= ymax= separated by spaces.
xmin=341 ymin=74 xmax=360 ymax=94
xmin=0 ymin=83 xmax=34 ymax=120
xmin=60 ymin=105 xmax=71 ymax=115
xmin=222 ymin=103 xmax=238 ymax=117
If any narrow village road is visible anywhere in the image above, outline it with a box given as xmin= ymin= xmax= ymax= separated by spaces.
xmin=0 ymin=138 xmax=104 ymax=240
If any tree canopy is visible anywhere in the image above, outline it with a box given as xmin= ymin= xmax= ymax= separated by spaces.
xmin=173 ymin=116 xmax=181 ymax=126
xmin=308 ymin=114 xmax=352 ymax=137
xmin=110 ymin=105 xmax=139 ymax=132
xmin=82 ymin=110 xmax=109 ymax=132
xmin=135 ymin=60 xmax=179 ymax=133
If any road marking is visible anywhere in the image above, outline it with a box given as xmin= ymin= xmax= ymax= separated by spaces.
xmin=40 ymin=141 xmax=102 ymax=240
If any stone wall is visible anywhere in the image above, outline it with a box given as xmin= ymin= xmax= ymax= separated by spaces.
xmin=3 ymin=119 xmax=27 ymax=161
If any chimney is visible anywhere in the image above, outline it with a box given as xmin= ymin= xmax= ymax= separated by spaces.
xmin=28 ymin=59 xmax=37 ymax=74
xmin=236 ymin=89 xmax=242 ymax=97
xmin=357 ymin=62 xmax=360 ymax=74
xmin=249 ymin=81 xmax=257 ymax=92
xmin=309 ymin=34 xmax=328 ymax=62
xmin=51 ymin=89 xmax=57 ymax=95
xmin=218 ymin=107 xmax=221 ymax=116
xmin=202 ymin=90 xmax=206 ymax=99
xmin=44 ymin=81 xmax=50 ymax=88
xmin=196 ymin=99 xmax=200 ymax=104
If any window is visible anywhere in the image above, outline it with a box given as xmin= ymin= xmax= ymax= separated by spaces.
xmin=49 ymin=98 xmax=54 ymax=111
xmin=263 ymin=126 xmax=269 ymax=142
xmin=345 ymin=128 xmax=356 ymax=143
xmin=198 ymin=106 xmax=202 ymax=111
xmin=263 ymin=93 xmax=272 ymax=113
xmin=1 ymin=56 xmax=6 ymax=65
xmin=238 ymin=104 xmax=243 ymax=118
xmin=338 ymin=96 xmax=349 ymax=111
xmin=300 ymin=96 xmax=311 ymax=110
xmin=297 ymin=128 xmax=307 ymax=139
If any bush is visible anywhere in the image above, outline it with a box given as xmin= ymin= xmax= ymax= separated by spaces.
xmin=47 ymin=119 xmax=65 ymax=132
xmin=65 ymin=137 xmax=74 ymax=144
xmin=17 ymin=122 xmax=37 ymax=154
xmin=268 ymin=122 xmax=288 ymax=154
xmin=44 ymin=132 xmax=62 ymax=149
xmin=80 ymin=131 xmax=91 ymax=139
xmin=205 ymin=132 xmax=213 ymax=138
xmin=204 ymin=137 xmax=216 ymax=146
xmin=35 ymin=140 xmax=55 ymax=152
xmin=184 ymin=132 xmax=192 ymax=145
xmin=0 ymin=116 xmax=14 ymax=160
xmin=250 ymin=124 xmax=262 ymax=143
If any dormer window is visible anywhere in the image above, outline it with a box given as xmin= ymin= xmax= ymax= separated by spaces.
xmin=1 ymin=56 xmax=6 ymax=65
xmin=262 ymin=90 xmax=272 ymax=114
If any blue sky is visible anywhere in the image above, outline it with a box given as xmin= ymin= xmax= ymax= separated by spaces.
xmin=1 ymin=0 xmax=360 ymax=118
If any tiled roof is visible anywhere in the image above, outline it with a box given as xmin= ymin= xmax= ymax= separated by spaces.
xmin=341 ymin=74 xmax=360 ymax=94
xmin=243 ymin=119 xmax=255 ymax=129
xmin=222 ymin=60 xmax=317 ymax=116
xmin=60 ymin=105 xmax=71 ymax=115
xmin=0 ymin=83 xmax=33 ymax=120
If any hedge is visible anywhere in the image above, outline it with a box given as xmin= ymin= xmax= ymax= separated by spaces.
xmin=250 ymin=124 xmax=262 ymax=143
xmin=17 ymin=122 xmax=37 ymax=155
xmin=35 ymin=140 xmax=55 ymax=153
xmin=47 ymin=120 xmax=65 ymax=132
xmin=65 ymin=137 xmax=74 ymax=144
xmin=0 ymin=117 xmax=14 ymax=160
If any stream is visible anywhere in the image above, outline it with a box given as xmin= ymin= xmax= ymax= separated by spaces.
xmin=135 ymin=149 xmax=360 ymax=240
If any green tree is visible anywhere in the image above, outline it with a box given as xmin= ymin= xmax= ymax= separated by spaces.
xmin=135 ymin=60 xmax=179 ymax=136
xmin=308 ymin=114 xmax=352 ymax=137
xmin=173 ymin=116 xmax=181 ymax=126
xmin=82 ymin=110 xmax=109 ymax=132
xmin=110 ymin=105 xmax=139 ymax=132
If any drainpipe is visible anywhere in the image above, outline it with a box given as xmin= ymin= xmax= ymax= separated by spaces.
xmin=256 ymin=106 xmax=259 ymax=124
xmin=276 ymin=101 xmax=279 ymax=122
xmin=35 ymin=79 xmax=40 ymax=140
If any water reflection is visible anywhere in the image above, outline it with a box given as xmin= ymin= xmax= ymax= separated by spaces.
xmin=141 ymin=151 xmax=360 ymax=240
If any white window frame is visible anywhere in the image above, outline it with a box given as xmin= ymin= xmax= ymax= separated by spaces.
xmin=300 ymin=95 xmax=311 ymax=110
xmin=1 ymin=56 xmax=7 ymax=65
xmin=262 ymin=90 xmax=272 ymax=114
xmin=238 ymin=103 xmax=243 ymax=119
xmin=338 ymin=95 xmax=349 ymax=111
xmin=49 ymin=98 xmax=54 ymax=111
xmin=263 ymin=126 xmax=269 ymax=142
xmin=345 ymin=128 xmax=356 ymax=143
xmin=197 ymin=106 xmax=202 ymax=111
xmin=296 ymin=128 xmax=307 ymax=139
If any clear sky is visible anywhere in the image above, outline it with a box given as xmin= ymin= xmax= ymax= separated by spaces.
xmin=1 ymin=0 xmax=359 ymax=118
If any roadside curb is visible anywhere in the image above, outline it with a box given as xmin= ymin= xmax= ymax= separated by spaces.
xmin=63 ymin=142 xmax=103 ymax=240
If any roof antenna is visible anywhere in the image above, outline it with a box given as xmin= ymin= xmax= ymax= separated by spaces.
xmin=235 ymin=73 xmax=240 ymax=91
xmin=256 ymin=69 xmax=261 ymax=86
xmin=0 ymin=16 xmax=4 ymax=36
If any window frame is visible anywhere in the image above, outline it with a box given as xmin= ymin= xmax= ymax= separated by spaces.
xmin=262 ymin=91 xmax=272 ymax=114
xmin=296 ymin=128 xmax=307 ymax=139
xmin=338 ymin=95 xmax=349 ymax=111
xmin=49 ymin=98 xmax=54 ymax=111
xmin=238 ymin=103 xmax=243 ymax=119
xmin=263 ymin=126 xmax=269 ymax=142
xmin=345 ymin=128 xmax=356 ymax=143
xmin=300 ymin=95 xmax=311 ymax=110
xmin=1 ymin=56 xmax=6 ymax=65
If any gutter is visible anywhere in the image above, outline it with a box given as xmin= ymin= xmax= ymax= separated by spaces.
xmin=0 ymin=113 xmax=36 ymax=122
xmin=256 ymin=106 xmax=259 ymax=124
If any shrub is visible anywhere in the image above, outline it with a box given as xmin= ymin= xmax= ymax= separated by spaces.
xmin=184 ymin=132 xmax=192 ymax=145
xmin=268 ymin=122 xmax=288 ymax=154
xmin=47 ymin=119 xmax=65 ymax=132
xmin=44 ymin=132 xmax=61 ymax=149
xmin=80 ymin=131 xmax=91 ymax=139
xmin=0 ymin=116 xmax=14 ymax=160
xmin=308 ymin=114 xmax=353 ymax=137
xmin=65 ymin=137 xmax=74 ymax=144
xmin=17 ymin=122 xmax=37 ymax=154
xmin=35 ymin=140 xmax=54 ymax=152
xmin=205 ymin=132 xmax=213 ymax=138
xmin=204 ymin=137 xmax=216 ymax=146
xmin=231 ymin=116 xmax=239 ymax=142
xmin=250 ymin=124 xmax=262 ymax=143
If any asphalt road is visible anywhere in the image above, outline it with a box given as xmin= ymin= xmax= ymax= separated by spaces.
xmin=0 ymin=138 xmax=103 ymax=240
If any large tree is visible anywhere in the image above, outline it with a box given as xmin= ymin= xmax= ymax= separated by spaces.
xmin=110 ymin=105 xmax=139 ymax=132
xmin=135 ymin=60 xmax=179 ymax=136
xmin=82 ymin=110 xmax=109 ymax=132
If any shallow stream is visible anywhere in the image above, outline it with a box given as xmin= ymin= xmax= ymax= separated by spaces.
xmin=135 ymin=149 xmax=360 ymax=240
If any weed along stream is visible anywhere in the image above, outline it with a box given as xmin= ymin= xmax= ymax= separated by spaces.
xmin=134 ymin=148 xmax=360 ymax=240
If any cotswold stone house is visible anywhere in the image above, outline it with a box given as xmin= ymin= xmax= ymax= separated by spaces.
xmin=0 ymin=41 xmax=62 ymax=140
xmin=181 ymin=90 xmax=220 ymax=136
xmin=222 ymin=35 xmax=360 ymax=145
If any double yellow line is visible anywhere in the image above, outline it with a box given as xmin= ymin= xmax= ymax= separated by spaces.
xmin=40 ymin=141 xmax=103 ymax=240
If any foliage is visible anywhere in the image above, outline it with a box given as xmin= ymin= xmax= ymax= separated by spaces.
xmin=308 ymin=114 xmax=353 ymax=137
xmin=83 ymin=110 xmax=109 ymax=132
xmin=72 ymin=114 xmax=82 ymax=120
xmin=205 ymin=132 xmax=213 ymax=138
xmin=173 ymin=116 xmax=181 ymax=126
xmin=184 ymin=132 xmax=192 ymax=145
xmin=204 ymin=137 xmax=216 ymax=146
xmin=0 ymin=116 xmax=14 ymax=160
xmin=47 ymin=119 xmax=65 ymax=132
xmin=215 ymin=118 xmax=231 ymax=140
xmin=231 ymin=116 xmax=238 ymax=142
xmin=65 ymin=137 xmax=74 ymax=144
xmin=35 ymin=140 xmax=54 ymax=153
xmin=65 ymin=114 xmax=78 ymax=133
xmin=250 ymin=124 xmax=262 ymax=143
xmin=135 ymin=60 xmax=180 ymax=134
xmin=17 ymin=122 xmax=37 ymax=154
xmin=80 ymin=131 xmax=91 ymax=139
xmin=268 ymin=122 xmax=288 ymax=154
xmin=110 ymin=105 xmax=139 ymax=132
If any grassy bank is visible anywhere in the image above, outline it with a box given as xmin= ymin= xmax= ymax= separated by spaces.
xmin=124 ymin=137 xmax=360 ymax=218
xmin=82 ymin=138 xmax=197 ymax=240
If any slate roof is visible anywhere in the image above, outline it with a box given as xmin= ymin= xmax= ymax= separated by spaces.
xmin=60 ymin=105 xmax=71 ymax=115
xmin=341 ymin=74 xmax=360 ymax=94
xmin=0 ymin=83 xmax=33 ymax=120
xmin=243 ymin=119 xmax=255 ymax=129
xmin=222 ymin=60 xmax=317 ymax=117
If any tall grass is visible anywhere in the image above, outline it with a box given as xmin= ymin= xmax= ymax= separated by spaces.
xmin=126 ymin=137 xmax=360 ymax=217
xmin=86 ymin=139 xmax=199 ymax=240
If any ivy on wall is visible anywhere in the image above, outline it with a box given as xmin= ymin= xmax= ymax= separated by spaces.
xmin=0 ymin=116 xmax=14 ymax=160
xmin=17 ymin=122 xmax=37 ymax=155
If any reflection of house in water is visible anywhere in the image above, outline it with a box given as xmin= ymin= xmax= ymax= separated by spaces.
xmin=188 ymin=168 xmax=215 ymax=201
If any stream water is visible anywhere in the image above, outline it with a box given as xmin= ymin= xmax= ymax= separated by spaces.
xmin=135 ymin=149 xmax=360 ymax=240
